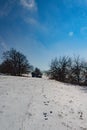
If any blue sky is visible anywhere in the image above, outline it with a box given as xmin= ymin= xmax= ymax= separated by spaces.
xmin=0 ymin=0 xmax=87 ymax=70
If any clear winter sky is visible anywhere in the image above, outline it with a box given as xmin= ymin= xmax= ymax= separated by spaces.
xmin=0 ymin=0 xmax=87 ymax=70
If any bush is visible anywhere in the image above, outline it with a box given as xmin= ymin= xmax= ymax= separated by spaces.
xmin=32 ymin=68 xmax=42 ymax=78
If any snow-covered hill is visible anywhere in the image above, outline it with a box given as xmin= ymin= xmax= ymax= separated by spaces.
xmin=0 ymin=75 xmax=87 ymax=130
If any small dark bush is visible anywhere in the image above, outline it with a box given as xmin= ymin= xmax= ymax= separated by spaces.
xmin=32 ymin=68 xmax=42 ymax=78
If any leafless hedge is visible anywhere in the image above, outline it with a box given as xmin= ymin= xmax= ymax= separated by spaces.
xmin=47 ymin=56 xmax=87 ymax=86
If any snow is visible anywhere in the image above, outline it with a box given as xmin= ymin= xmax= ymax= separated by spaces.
xmin=0 ymin=75 xmax=87 ymax=130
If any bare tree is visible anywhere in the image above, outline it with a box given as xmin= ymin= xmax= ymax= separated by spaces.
xmin=70 ymin=57 xmax=82 ymax=85
xmin=81 ymin=61 xmax=87 ymax=85
xmin=48 ymin=56 xmax=72 ymax=82
xmin=49 ymin=58 xmax=59 ymax=80
xmin=0 ymin=48 xmax=32 ymax=76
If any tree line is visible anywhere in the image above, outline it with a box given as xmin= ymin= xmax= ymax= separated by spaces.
xmin=47 ymin=56 xmax=87 ymax=86
xmin=1 ymin=48 xmax=87 ymax=86
xmin=0 ymin=48 xmax=42 ymax=77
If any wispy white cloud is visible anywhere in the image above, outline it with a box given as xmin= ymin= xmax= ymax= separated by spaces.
xmin=24 ymin=17 xmax=48 ymax=33
xmin=0 ymin=37 xmax=8 ymax=51
xmin=63 ymin=0 xmax=87 ymax=9
xmin=0 ymin=0 xmax=37 ymax=17
xmin=68 ymin=31 xmax=74 ymax=37
xmin=80 ymin=27 xmax=87 ymax=35
xmin=25 ymin=17 xmax=37 ymax=25
xmin=20 ymin=0 xmax=37 ymax=11
xmin=0 ymin=0 xmax=16 ymax=17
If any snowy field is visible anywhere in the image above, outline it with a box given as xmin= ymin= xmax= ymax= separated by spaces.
xmin=0 ymin=76 xmax=87 ymax=130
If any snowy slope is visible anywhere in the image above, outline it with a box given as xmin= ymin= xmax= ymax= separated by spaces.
xmin=0 ymin=75 xmax=87 ymax=130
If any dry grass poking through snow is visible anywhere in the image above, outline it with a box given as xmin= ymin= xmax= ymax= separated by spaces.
xmin=0 ymin=75 xmax=87 ymax=130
